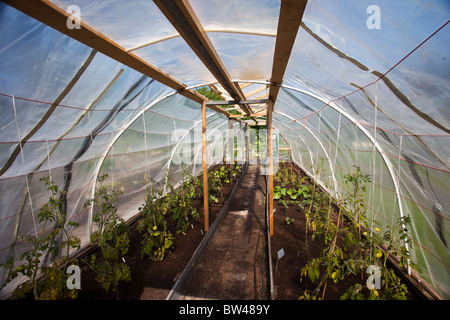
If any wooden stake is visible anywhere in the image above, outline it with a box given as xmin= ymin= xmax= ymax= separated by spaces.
xmin=267 ymin=101 xmax=274 ymax=236
xmin=246 ymin=123 xmax=250 ymax=165
xmin=202 ymin=100 xmax=209 ymax=232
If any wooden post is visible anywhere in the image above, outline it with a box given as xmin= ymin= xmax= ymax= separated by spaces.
xmin=228 ymin=118 xmax=234 ymax=187
xmin=267 ymin=101 xmax=274 ymax=236
xmin=246 ymin=123 xmax=250 ymax=165
xmin=202 ymin=100 xmax=209 ymax=232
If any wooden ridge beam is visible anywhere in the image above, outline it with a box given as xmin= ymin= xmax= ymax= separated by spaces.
xmin=153 ymin=0 xmax=254 ymax=117
xmin=245 ymin=85 xmax=267 ymax=99
xmin=269 ymin=0 xmax=307 ymax=104
xmin=205 ymin=99 xmax=268 ymax=106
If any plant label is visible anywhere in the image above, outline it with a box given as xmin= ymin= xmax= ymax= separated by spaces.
xmin=277 ymin=248 xmax=285 ymax=260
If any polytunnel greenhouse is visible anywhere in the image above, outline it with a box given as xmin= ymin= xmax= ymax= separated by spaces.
xmin=0 ymin=0 xmax=448 ymax=302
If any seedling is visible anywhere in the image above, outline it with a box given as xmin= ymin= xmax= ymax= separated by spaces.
xmin=285 ymin=217 xmax=295 ymax=225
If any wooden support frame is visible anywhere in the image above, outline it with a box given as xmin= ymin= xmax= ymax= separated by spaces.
xmin=267 ymin=101 xmax=274 ymax=236
xmin=3 ymin=0 xmax=234 ymax=117
xmin=269 ymin=0 xmax=307 ymax=103
xmin=201 ymin=100 xmax=209 ymax=232
xmin=245 ymin=85 xmax=268 ymax=99
xmin=246 ymin=124 xmax=250 ymax=165
xmin=153 ymin=0 xmax=257 ymax=119
xmin=206 ymin=99 xmax=268 ymax=106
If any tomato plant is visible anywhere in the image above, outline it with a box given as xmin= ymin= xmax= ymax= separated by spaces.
xmin=83 ymin=174 xmax=130 ymax=298
xmin=171 ymin=166 xmax=200 ymax=235
xmin=299 ymin=166 xmax=417 ymax=300
xmin=1 ymin=177 xmax=81 ymax=300
xmin=137 ymin=173 xmax=174 ymax=261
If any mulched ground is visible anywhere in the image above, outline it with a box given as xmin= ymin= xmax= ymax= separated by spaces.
xmin=77 ymin=164 xmax=237 ymax=300
xmin=71 ymin=162 xmax=422 ymax=300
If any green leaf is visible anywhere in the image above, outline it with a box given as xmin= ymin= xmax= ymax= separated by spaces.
xmin=308 ymin=267 xmax=317 ymax=283
xmin=314 ymin=267 xmax=320 ymax=281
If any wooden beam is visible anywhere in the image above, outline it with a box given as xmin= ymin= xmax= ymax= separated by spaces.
xmin=201 ymin=100 xmax=209 ymax=232
xmin=245 ymin=85 xmax=267 ymax=99
xmin=227 ymin=118 xmax=234 ymax=164
xmin=246 ymin=123 xmax=250 ymax=164
xmin=3 ymin=1 xmax=236 ymax=119
xmin=269 ymin=0 xmax=307 ymax=103
xmin=239 ymin=82 xmax=253 ymax=89
xmin=154 ymin=0 xmax=257 ymax=119
xmin=154 ymin=1 xmax=250 ymax=111
xmin=205 ymin=99 xmax=268 ymax=106
xmin=254 ymin=92 xmax=269 ymax=100
xmin=3 ymin=0 xmax=206 ymax=103
xmin=245 ymin=120 xmax=267 ymax=126
xmin=209 ymin=84 xmax=226 ymax=100
xmin=267 ymin=100 xmax=274 ymax=236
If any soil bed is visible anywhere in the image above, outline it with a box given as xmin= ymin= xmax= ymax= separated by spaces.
xmin=270 ymin=162 xmax=421 ymax=300
xmin=77 ymin=164 xmax=240 ymax=300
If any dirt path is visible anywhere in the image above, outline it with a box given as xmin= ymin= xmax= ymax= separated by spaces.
xmin=177 ymin=164 xmax=269 ymax=300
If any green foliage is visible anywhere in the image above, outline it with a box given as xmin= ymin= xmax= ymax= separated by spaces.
xmin=137 ymin=172 xmax=174 ymax=261
xmin=285 ymin=217 xmax=295 ymax=225
xmin=196 ymin=86 xmax=223 ymax=101
xmin=344 ymin=165 xmax=371 ymax=238
xmin=299 ymin=166 xmax=417 ymax=300
xmin=83 ymin=174 xmax=130 ymax=297
xmin=170 ymin=165 xmax=200 ymax=235
xmin=0 ymin=176 xmax=81 ymax=300
xmin=199 ymin=165 xmax=231 ymax=204
xmin=196 ymin=86 xmax=241 ymax=116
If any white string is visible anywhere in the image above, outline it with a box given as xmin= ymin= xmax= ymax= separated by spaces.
xmin=12 ymin=96 xmax=38 ymax=237
xmin=355 ymin=122 xmax=358 ymax=167
xmin=46 ymin=140 xmax=52 ymax=183
xmin=395 ymin=134 xmax=411 ymax=274
xmin=87 ymin=110 xmax=94 ymax=234
xmin=394 ymin=135 xmax=403 ymax=225
xmin=370 ymin=82 xmax=379 ymax=258
xmin=333 ymin=112 xmax=342 ymax=197
xmin=142 ymin=111 xmax=149 ymax=177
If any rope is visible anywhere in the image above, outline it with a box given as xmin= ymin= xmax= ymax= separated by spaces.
xmin=12 ymin=96 xmax=38 ymax=237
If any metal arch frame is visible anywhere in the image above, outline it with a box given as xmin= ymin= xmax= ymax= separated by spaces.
xmin=181 ymin=79 xmax=406 ymax=230
xmin=282 ymin=84 xmax=412 ymax=268
xmin=227 ymin=79 xmax=406 ymax=224
xmin=163 ymin=112 xmax=230 ymax=193
xmin=86 ymin=77 xmax=409 ymax=270
xmin=273 ymin=111 xmax=339 ymax=196
xmin=88 ymin=85 xmax=238 ymax=233
xmin=277 ymin=124 xmax=317 ymax=184
xmin=279 ymin=84 xmax=407 ymax=222
xmin=87 ymin=89 xmax=189 ymax=233
xmin=125 ymin=29 xmax=277 ymax=53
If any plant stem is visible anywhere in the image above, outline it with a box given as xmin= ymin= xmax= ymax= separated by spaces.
xmin=32 ymin=217 xmax=49 ymax=300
